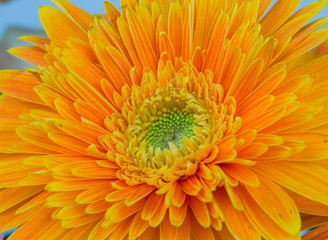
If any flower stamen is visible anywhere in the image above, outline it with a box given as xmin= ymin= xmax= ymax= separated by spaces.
xmin=145 ymin=108 xmax=195 ymax=150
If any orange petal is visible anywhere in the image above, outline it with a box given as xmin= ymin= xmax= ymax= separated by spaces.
xmin=5 ymin=207 xmax=55 ymax=239
xmin=107 ymin=198 xmax=146 ymax=222
xmin=235 ymin=129 xmax=257 ymax=151
xmin=15 ymin=126 xmax=73 ymax=154
xmin=251 ymin=162 xmax=328 ymax=205
xmin=126 ymin=9 xmax=158 ymax=71
xmin=125 ymin=184 xmax=155 ymax=206
xmin=55 ymin=203 xmax=87 ymax=220
xmin=0 ymin=131 xmax=24 ymax=153
xmin=74 ymin=99 xmax=106 ymax=127
xmin=287 ymin=190 xmax=328 ymax=216
xmin=279 ymin=132 xmax=328 ymax=160
xmin=260 ymin=0 xmax=301 ymax=37
xmin=54 ymin=98 xmax=81 ymax=122
xmin=67 ymin=38 xmax=97 ymax=64
xmin=17 ymin=35 xmax=50 ymax=50
xmin=171 ymin=182 xmax=186 ymax=207
xmin=220 ymin=164 xmax=259 ymax=187
xmin=61 ymin=49 xmax=105 ymax=93
xmin=8 ymin=46 xmax=47 ymax=66
xmin=169 ymin=201 xmax=188 ymax=227
xmin=16 ymin=191 xmax=52 ymax=214
xmin=39 ymin=6 xmax=88 ymax=46
xmin=55 ymin=119 xmax=107 ymax=146
xmin=301 ymin=214 xmax=328 ymax=231
xmin=46 ymin=180 xmax=107 ymax=191
xmin=228 ymin=58 xmax=264 ymax=103
xmin=179 ymin=176 xmax=201 ymax=196
xmin=215 ymin=187 xmax=261 ymax=240
xmin=190 ymin=211 xmax=215 ymax=240
xmin=0 ymin=186 xmax=43 ymax=213
xmin=302 ymin=224 xmax=328 ymax=240
xmin=238 ymin=185 xmax=299 ymax=240
xmin=282 ymin=28 xmax=328 ymax=62
xmin=160 ymin=213 xmax=178 ymax=240
xmin=149 ymin=195 xmax=167 ymax=227
xmin=128 ymin=211 xmax=149 ymax=239
xmin=71 ymin=165 xmax=116 ymax=179
xmin=45 ymin=190 xmax=82 ymax=208
xmin=106 ymin=185 xmax=141 ymax=202
xmin=19 ymin=174 xmax=53 ymax=186
xmin=93 ymin=42 xmax=131 ymax=92
xmin=0 ymin=71 xmax=43 ymax=104
xmin=48 ymin=132 xmax=94 ymax=155
xmin=253 ymin=134 xmax=284 ymax=146
xmin=108 ymin=215 xmax=134 ymax=240
xmin=61 ymin=212 xmax=103 ymax=228
xmin=85 ymin=200 xmax=112 ymax=214
xmin=203 ymin=11 xmax=229 ymax=72
xmin=188 ymin=196 xmax=210 ymax=228
xmin=50 ymin=0 xmax=93 ymax=32
xmin=104 ymin=1 xmax=121 ymax=28
xmin=238 ymin=143 xmax=268 ymax=159
xmin=176 ymin=210 xmax=190 ymax=239
xmin=241 ymin=105 xmax=285 ymax=132
xmin=116 ymin=17 xmax=143 ymax=74
xmin=141 ymin=191 xmax=165 ymax=221
xmin=245 ymin=174 xmax=300 ymax=235
xmin=89 ymin=219 xmax=119 ymax=240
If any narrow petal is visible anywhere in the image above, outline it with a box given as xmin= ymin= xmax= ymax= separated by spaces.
xmin=260 ymin=0 xmax=301 ymax=37
xmin=7 ymin=46 xmax=47 ymax=66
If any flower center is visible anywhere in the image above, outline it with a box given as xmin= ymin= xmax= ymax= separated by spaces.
xmin=107 ymin=63 xmax=241 ymax=186
xmin=146 ymin=108 xmax=194 ymax=150
xmin=123 ymin=86 xmax=212 ymax=172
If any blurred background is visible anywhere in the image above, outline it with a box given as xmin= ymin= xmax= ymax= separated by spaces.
xmin=0 ymin=0 xmax=327 ymax=239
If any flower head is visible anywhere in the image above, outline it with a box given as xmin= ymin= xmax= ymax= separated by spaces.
xmin=1 ymin=0 xmax=328 ymax=239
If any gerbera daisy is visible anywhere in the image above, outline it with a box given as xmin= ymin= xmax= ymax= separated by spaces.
xmin=1 ymin=0 xmax=328 ymax=239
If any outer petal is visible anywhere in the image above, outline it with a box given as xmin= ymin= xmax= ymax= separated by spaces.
xmin=251 ymin=162 xmax=328 ymax=205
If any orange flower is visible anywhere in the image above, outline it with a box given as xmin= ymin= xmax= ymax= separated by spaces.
xmin=1 ymin=0 xmax=328 ymax=239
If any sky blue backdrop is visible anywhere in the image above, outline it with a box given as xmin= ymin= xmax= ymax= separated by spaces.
xmin=0 ymin=0 xmax=327 ymax=38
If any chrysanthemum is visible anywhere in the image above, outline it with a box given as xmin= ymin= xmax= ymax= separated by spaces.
xmin=1 ymin=0 xmax=328 ymax=239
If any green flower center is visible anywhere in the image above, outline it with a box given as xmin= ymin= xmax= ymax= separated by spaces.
xmin=146 ymin=108 xmax=194 ymax=150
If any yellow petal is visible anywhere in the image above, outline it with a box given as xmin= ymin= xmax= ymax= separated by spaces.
xmin=39 ymin=6 xmax=88 ymax=46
